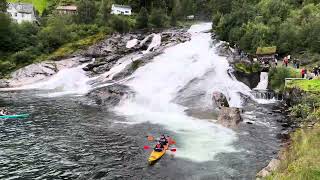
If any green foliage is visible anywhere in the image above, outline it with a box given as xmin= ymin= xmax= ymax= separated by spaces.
xmin=76 ymin=0 xmax=97 ymax=24
xmin=212 ymin=0 xmax=320 ymax=60
xmin=110 ymin=15 xmax=131 ymax=33
xmin=287 ymin=80 xmax=320 ymax=92
xmin=97 ymin=0 xmax=112 ymax=25
xmin=136 ymin=7 xmax=149 ymax=29
xmin=268 ymin=67 xmax=300 ymax=92
xmin=267 ymin=127 xmax=320 ymax=180
xmin=0 ymin=0 xmax=7 ymax=12
xmin=149 ymin=9 xmax=169 ymax=28
xmin=234 ymin=62 xmax=261 ymax=74
xmin=290 ymin=104 xmax=311 ymax=119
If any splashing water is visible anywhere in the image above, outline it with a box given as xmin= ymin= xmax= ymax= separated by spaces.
xmin=115 ymin=23 xmax=255 ymax=162
xmin=1 ymin=64 xmax=91 ymax=97
xmin=254 ymin=72 xmax=269 ymax=90
xmin=143 ymin=34 xmax=161 ymax=54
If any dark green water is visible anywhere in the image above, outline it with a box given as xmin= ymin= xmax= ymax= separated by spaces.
xmin=0 ymin=91 xmax=283 ymax=180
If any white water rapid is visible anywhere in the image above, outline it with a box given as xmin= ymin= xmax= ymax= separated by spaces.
xmin=143 ymin=34 xmax=161 ymax=54
xmin=115 ymin=23 xmax=253 ymax=162
xmin=254 ymin=72 xmax=269 ymax=90
xmin=1 ymin=64 xmax=91 ymax=97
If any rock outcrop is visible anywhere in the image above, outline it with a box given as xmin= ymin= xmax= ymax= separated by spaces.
xmin=212 ymin=91 xmax=229 ymax=109
xmin=232 ymin=71 xmax=260 ymax=89
xmin=217 ymin=107 xmax=242 ymax=128
xmin=86 ymin=84 xmax=133 ymax=107
xmin=256 ymin=158 xmax=280 ymax=178
xmin=1 ymin=57 xmax=82 ymax=87
xmin=83 ymin=30 xmax=191 ymax=77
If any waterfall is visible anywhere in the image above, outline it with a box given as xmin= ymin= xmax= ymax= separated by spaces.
xmin=115 ymin=23 xmax=254 ymax=162
xmin=1 ymin=64 xmax=91 ymax=97
xmin=142 ymin=34 xmax=161 ymax=54
xmin=254 ymin=72 xmax=269 ymax=90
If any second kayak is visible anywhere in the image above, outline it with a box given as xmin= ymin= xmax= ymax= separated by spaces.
xmin=0 ymin=114 xmax=29 ymax=119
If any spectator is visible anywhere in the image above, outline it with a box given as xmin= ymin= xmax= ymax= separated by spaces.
xmin=283 ymin=56 xmax=289 ymax=67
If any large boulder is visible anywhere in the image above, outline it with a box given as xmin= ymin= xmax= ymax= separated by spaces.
xmin=232 ymin=70 xmax=260 ymax=89
xmin=4 ymin=57 xmax=80 ymax=87
xmin=217 ymin=107 xmax=242 ymax=128
xmin=212 ymin=91 xmax=229 ymax=109
xmin=86 ymin=84 xmax=133 ymax=107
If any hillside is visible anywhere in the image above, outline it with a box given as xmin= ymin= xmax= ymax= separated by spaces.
xmin=7 ymin=0 xmax=47 ymax=14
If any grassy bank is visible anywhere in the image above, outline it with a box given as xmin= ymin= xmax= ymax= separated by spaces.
xmin=266 ymin=79 xmax=320 ymax=179
xmin=266 ymin=126 xmax=320 ymax=180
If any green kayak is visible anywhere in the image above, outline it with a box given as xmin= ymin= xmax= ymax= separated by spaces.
xmin=0 ymin=114 xmax=29 ymax=119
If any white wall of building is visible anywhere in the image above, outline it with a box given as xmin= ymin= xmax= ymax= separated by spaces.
xmin=111 ymin=5 xmax=132 ymax=15
xmin=7 ymin=5 xmax=36 ymax=23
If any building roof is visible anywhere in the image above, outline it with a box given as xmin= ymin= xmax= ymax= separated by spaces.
xmin=56 ymin=5 xmax=77 ymax=11
xmin=112 ymin=4 xmax=132 ymax=10
xmin=8 ymin=2 xmax=34 ymax=14
xmin=256 ymin=46 xmax=277 ymax=55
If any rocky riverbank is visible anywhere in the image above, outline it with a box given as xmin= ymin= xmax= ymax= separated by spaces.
xmin=0 ymin=29 xmax=191 ymax=90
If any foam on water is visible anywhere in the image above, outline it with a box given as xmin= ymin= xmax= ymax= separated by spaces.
xmin=115 ymin=23 xmax=254 ymax=162
xmin=254 ymin=72 xmax=269 ymax=90
xmin=1 ymin=64 xmax=91 ymax=97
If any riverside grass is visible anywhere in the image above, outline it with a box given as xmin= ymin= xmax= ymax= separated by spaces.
xmin=266 ymin=80 xmax=320 ymax=179
xmin=8 ymin=0 xmax=47 ymax=15
xmin=266 ymin=126 xmax=320 ymax=180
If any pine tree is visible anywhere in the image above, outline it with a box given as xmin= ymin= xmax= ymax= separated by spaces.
xmin=136 ymin=7 xmax=149 ymax=29
xmin=0 ymin=0 xmax=7 ymax=13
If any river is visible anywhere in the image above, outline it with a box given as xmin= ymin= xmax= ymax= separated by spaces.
xmin=0 ymin=23 xmax=283 ymax=179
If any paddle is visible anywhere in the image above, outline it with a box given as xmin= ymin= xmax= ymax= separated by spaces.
xmin=143 ymin=146 xmax=177 ymax=152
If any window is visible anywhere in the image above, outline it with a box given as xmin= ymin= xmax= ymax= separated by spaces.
xmin=21 ymin=13 xmax=24 ymax=18
xmin=15 ymin=13 xmax=17 ymax=17
xmin=125 ymin=11 xmax=129 ymax=13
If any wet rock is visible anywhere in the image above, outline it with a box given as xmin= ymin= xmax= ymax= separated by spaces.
xmin=217 ymin=107 xmax=242 ymax=128
xmin=86 ymin=84 xmax=133 ymax=107
xmin=257 ymin=158 xmax=280 ymax=178
xmin=277 ymin=130 xmax=290 ymax=140
xmin=232 ymin=70 xmax=260 ymax=89
xmin=3 ymin=57 xmax=80 ymax=87
xmin=212 ymin=91 xmax=229 ymax=109
xmin=0 ymin=79 xmax=9 ymax=88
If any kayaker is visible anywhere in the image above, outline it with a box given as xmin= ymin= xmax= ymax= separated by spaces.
xmin=154 ymin=143 xmax=164 ymax=152
xmin=0 ymin=108 xmax=9 ymax=116
xmin=159 ymin=135 xmax=168 ymax=145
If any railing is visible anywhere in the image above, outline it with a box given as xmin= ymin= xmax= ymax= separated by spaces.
xmin=285 ymin=78 xmax=305 ymax=86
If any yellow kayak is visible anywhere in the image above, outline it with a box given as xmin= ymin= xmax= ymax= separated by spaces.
xmin=148 ymin=144 xmax=169 ymax=165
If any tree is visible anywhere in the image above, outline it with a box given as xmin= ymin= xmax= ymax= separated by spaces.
xmin=136 ymin=7 xmax=149 ymax=29
xmin=0 ymin=0 xmax=7 ymax=13
xmin=97 ymin=0 xmax=112 ymax=25
xmin=149 ymin=9 xmax=168 ymax=28
xmin=76 ymin=0 xmax=97 ymax=24
xmin=0 ymin=14 xmax=14 ymax=52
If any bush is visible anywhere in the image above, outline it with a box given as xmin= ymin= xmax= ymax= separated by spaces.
xmin=269 ymin=67 xmax=299 ymax=92
xmin=136 ymin=7 xmax=149 ymax=29
xmin=234 ymin=62 xmax=261 ymax=74
xmin=149 ymin=9 xmax=169 ymax=28
xmin=109 ymin=15 xmax=131 ymax=33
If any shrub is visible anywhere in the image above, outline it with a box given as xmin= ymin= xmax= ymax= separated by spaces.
xmin=136 ymin=7 xmax=149 ymax=29
xmin=149 ymin=9 xmax=169 ymax=28
xmin=109 ymin=15 xmax=130 ymax=33
xmin=269 ymin=67 xmax=299 ymax=92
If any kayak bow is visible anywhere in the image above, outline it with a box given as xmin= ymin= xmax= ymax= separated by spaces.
xmin=148 ymin=144 xmax=169 ymax=165
xmin=0 ymin=114 xmax=29 ymax=119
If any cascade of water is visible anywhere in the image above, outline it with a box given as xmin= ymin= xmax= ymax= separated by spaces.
xmin=115 ymin=23 xmax=254 ymax=162
xmin=254 ymin=72 xmax=269 ymax=90
xmin=142 ymin=34 xmax=161 ymax=54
